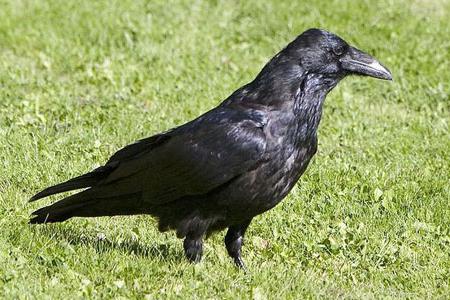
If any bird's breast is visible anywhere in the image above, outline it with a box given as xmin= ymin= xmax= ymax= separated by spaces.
xmin=220 ymin=118 xmax=318 ymax=220
xmin=215 ymin=104 xmax=321 ymax=221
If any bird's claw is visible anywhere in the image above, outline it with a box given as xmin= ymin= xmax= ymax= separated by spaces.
xmin=233 ymin=256 xmax=248 ymax=272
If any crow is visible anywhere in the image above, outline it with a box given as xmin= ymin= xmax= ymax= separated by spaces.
xmin=30 ymin=28 xmax=392 ymax=269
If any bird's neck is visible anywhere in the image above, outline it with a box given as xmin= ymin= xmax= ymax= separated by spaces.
xmin=224 ymin=69 xmax=339 ymax=126
xmin=292 ymin=73 xmax=340 ymax=132
xmin=222 ymin=70 xmax=341 ymax=146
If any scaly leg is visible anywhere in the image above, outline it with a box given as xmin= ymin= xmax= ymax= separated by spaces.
xmin=183 ymin=234 xmax=203 ymax=263
xmin=224 ymin=219 xmax=252 ymax=270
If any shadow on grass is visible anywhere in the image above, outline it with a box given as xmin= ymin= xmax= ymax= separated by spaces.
xmin=32 ymin=223 xmax=186 ymax=264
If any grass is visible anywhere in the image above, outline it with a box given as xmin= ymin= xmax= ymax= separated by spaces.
xmin=0 ymin=0 xmax=449 ymax=298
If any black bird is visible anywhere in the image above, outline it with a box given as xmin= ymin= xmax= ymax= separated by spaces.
xmin=30 ymin=28 xmax=392 ymax=269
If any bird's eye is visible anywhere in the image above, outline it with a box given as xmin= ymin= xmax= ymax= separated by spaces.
xmin=332 ymin=45 xmax=345 ymax=56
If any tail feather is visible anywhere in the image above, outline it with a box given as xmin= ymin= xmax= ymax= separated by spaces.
xmin=29 ymin=189 xmax=143 ymax=224
xmin=30 ymin=165 xmax=116 ymax=202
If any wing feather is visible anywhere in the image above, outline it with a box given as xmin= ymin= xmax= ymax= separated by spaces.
xmin=99 ymin=107 xmax=267 ymax=204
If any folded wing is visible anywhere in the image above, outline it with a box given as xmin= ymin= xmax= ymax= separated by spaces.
xmin=30 ymin=107 xmax=267 ymax=223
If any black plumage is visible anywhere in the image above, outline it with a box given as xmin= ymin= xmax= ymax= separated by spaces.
xmin=30 ymin=28 xmax=392 ymax=269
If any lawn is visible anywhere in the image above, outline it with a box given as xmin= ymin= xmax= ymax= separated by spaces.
xmin=0 ymin=0 xmax=449 ymax=298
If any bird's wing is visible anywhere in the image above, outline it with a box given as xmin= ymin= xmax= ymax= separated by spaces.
xmin=93 ymin=107 xmax=267 ymax=204
xmin=106 ymin=132 xmax=172 ymax=164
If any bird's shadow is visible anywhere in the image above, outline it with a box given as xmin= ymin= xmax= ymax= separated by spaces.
xmin=33 ymin=224 xmax=186 ymax=264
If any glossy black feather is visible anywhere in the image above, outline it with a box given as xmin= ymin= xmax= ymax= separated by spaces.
xmin=29 ymin=28 xmax=392 ymax=267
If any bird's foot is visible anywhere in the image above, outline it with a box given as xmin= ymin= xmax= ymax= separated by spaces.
xmin=233 ymin=255 xmax=248 ymax=272
xmin=183 ymin=238 xmax=203 ymax=263
xmin=225 ymin=219 xmax=252 ymax=271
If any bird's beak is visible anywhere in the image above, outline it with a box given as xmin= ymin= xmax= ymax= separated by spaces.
xmin=340 ymin=47 xmax=392 ymax=80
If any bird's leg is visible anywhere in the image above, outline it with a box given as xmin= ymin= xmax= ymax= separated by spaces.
xmin=183 ymin=235 xmax=203 ymax=263
xmin=225 ymin=219 xmax=252 ymax=270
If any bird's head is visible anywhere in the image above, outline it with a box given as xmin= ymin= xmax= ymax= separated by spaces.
xmin=229 ymin=28 xmax=392 ymax=107
xmin=284 ymin=28 xmax=392 ymax=81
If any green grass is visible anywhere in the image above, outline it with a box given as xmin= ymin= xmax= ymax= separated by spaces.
xmin=1 ymin=0 xmax=449 ymax=298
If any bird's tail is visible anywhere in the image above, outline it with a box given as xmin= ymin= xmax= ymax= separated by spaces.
xmin=29 ymin=165 xmax=116 ymax=202
xmin=29 ymin=189 xmax=143 ymax=224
